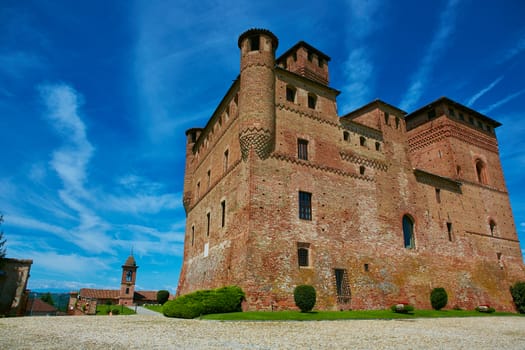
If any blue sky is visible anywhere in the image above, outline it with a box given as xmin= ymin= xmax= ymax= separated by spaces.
xmin=1 ymin=0 xmax=524 ymax=294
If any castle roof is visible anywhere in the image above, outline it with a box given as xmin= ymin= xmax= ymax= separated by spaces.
xmin=276 ymin=41 xmax=331 ymax=63
xmin=341 ymin=99 xmax=407 ymax=119
xmin=238 ymin=28 xmax=278 ymax=49
xmin=405 ymin=96 xmax=502 ymax=127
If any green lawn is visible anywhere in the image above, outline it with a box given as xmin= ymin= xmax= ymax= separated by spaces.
xmin=200 ymin=309 xmax=521 ymax=321
xmin=96 ymin=304 xmax=136 ymax=315
xmin=143 ymin=304 xmax=164 ymax=313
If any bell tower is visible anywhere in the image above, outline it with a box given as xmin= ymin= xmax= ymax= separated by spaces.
xmin=119 ymin=254 xmax=138 ymax=305
xmin=237 ymin=28 xmax=278 ymax=160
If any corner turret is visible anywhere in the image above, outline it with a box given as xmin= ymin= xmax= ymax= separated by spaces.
xmin=238 ymin=28 xmax=278 ymax=160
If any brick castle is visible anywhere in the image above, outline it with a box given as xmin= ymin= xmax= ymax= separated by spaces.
xmin=177 ymin=28 xmax=525 ymax=311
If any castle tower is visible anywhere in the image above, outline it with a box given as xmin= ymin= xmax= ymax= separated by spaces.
xmin=237 ymin=28 xmax=278 ymax=160
xmin=119 ymin=254 xmax=138 ymax=305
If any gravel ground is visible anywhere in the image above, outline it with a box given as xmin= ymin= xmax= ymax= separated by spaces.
xmin=1 ymin=315 xmax=525 ymax=349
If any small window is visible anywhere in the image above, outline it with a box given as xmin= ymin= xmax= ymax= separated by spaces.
xmin=221 ymin=200 xmax=226 ymax=228
xmin=297 ymin=243 xmax=310 ymax=267
xmin=298 ymin=139 xmax=309 ymax=161
xmin=196 ymin=182 xmax=200 ymax=197
xmin=448 ymin=108 xmax=455 ymax=117
xmin=307 ymin=51 xmax=313 ymax=61
xmin=299 ymin=191 xmax=312 ymax=220
xmin=207 ymin=170 xmax=211 ymax=188
xmin=402 ymin=215 xmax=415 ymax=249
xmin=447 ymin=222 xmax=452 ymax=241
xmin=249 ymin=35 xmax=259 ymax=51
xmin=456 ymin=165 xmax=462 ymax=176
xmin=360 ymin=136 xmax=366 ymax=147
xmin=435 ymin=188 xmax=441 ymax=203
xmin=343 ymin=131 xmax=350 ymax=141
xmin=125 ymin=287 xmax=129 ymax=294
xmin=475 ymin=159 xmax=487 ymax=184
xmin=359 ymin=166 xmax=365 ymax=175
xmin=384 ymin=112 xmax=390 ymax=124
xmin=395 ymin=117 xmax=400 ymax=129
xmin=191 ymin=225 xmax=195 ymax=246
xmin=318 ymin=58 xmax=324 ymax=68
xmin=223 ymin=149 xmax=229 ymax=173
xmin=286 ymin=86 xmax=296 ymax=102
xmin=489 ymin=220 xmax=496 ymax=236
xmin=364 ymin=263 xmax=369 ymax=272
xmin=459 ymin=113 xmax=465 ymax=121
xmin=375 ymin=142 xmax=380 ymax=151
xmin=308 ymin=94 xmax=317 ymax=109
xmin=206 ymin=212 xmax=210 ymax=237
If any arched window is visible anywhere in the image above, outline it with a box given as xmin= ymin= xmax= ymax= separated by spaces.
xmin=343 ymin=131 xmax=350 ymax=141
xmin=475 ymin=159 xmax=487 ymax=184
xmin=402 ymin=215 xmax=415 ymax=249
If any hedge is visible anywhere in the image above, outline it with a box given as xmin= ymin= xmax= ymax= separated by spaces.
xmin=163 ymin=286 xmax=245 ymax=319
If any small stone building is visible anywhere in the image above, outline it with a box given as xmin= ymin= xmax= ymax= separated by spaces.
xmin=0 ymin=258 xmax=32 ymax=316
xmin=177 ymin=28 xmax=525 ymax=311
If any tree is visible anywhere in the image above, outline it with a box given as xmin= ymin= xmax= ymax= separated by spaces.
xmin=430 ymin=287 xmax=448 ymax=310
xmin=40 ymin=292 xmax=55 ymax=306
xmin=0 ymin=214 xmax=6 ymax=269
xmin=157 ymin=290 xmax=170 ymax=305
xmin=510 ymin=282 xmax=525 ymax=313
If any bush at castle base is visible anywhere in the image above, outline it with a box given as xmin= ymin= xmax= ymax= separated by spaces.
xmin=293 ymin=285 xmax=316 ymax=312
xmin=510 ymin=281 xmax=525 ymax=313
xmin=163 ymin=286 xmax=245 ymax=319
xmin=430 ymin=287 xmax=448 ymax=310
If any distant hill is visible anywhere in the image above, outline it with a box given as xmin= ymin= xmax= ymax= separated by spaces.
xmin=30 ymin=292 xmax=70 ymax=312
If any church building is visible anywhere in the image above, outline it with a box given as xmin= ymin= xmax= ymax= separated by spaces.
xmin=177 ymin=29 xmax=525 ymax=311
xmin=69 ymin=255 xmax=157 ymax=314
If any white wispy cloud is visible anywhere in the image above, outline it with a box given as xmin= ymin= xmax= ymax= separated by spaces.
xmin=499 ymin=34 xmax=525 ymax=63
xmin=480 ymin=89 xmax=525 ymax=114
xmin=0 ymin=51 xmax=44 ymax=80
xmin=466 ymin=76 xmax=504 ymax=107
xmin=399 ymin=0 xmax=460 ymax=111
xmin=339 ymin=0 xmax=382 ymax=112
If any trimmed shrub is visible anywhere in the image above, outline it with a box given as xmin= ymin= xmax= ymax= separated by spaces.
xmin=293 ymin=285 xmax=316 ymax=312
xmin=390 ymin=303 xmax=415 ymax=314
xmin=430 ymin=287 xmax=448 ymax=310
xmin=510 ymin=281 xmax=525 ymax=313
xmin=157 ymin=290 xmax=170 ymax=305
xmin=163 ymin=286 xmax=245 ymax=319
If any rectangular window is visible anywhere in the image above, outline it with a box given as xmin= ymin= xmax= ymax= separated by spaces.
xmin=191 ymin=225 xmax=195 ymax=246
xmin=286 ymin=87 xmax=296 ymax=102
xmin=249 ymin=35 xmax=259 ymax=51
xmin=308 ymin=94 xmax=316 ymax=109
xmin=207 ymin=170 xmax=211 ymax=189
xmin=297 ymin=242 xmax=310 ymax=267
xmin=334 ymin=269 xmax=351 ymax=304
xmin=447 ymin=222 xmax=452 ymax=241
xmin=125 ymin=287 xmax=129 ymax=294
xmin=221 ymin=200 xmax=226 ymax=228
xmin=435 ymin=188 xmax=441 ymax=203
xmin=297 ymin=139 xmax=308 ymax=160
xmin=299 ymin=191 xmax=312 ymax=220
xmin=223 ymin=149 xmax=229 ymax=173
xmin=206 ymin=212 xmax=210 ymax=237
xmin=196 ymin=182 xmax=200 ymax=197
xmin=384 ymin=112 xmax=390 ymax=124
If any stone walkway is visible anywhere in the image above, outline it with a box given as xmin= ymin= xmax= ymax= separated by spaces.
xmin=2 ymin=315 xmax=525 ymax=349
